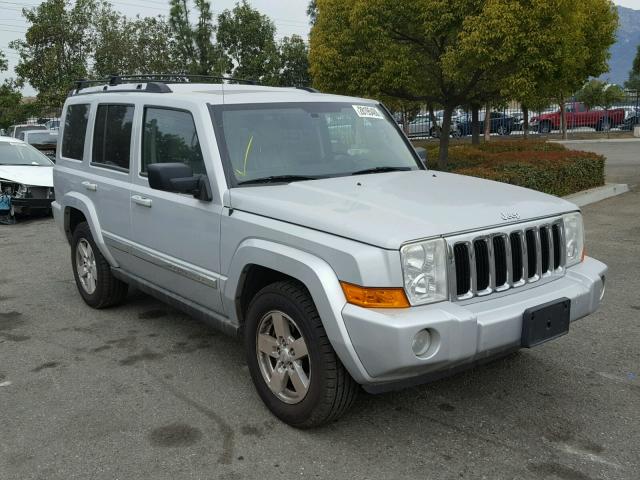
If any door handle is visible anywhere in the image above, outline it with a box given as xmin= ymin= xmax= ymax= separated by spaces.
xmin=81 ymin=181 xmax=97 ymax=191
xmin=131 ymin=195 xmax=152 ymax=208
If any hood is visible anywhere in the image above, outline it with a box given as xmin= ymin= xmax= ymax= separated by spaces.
xmin=229 ymin=171 xmax=577 ymax=250
xmin=0 ymin=165 xmax=54 ymax=187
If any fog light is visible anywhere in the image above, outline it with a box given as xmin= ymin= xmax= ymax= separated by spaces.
xmin=600 ymin=275 xmax=606 ymax=301
xmin=412 ymin=329 xmax=432 ymax=357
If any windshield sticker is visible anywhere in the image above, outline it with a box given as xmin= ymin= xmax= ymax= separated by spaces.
xmin=352 ymin=105 xmax=384 ymax=120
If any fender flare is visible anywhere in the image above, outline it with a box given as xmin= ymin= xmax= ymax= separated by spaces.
xmin=61 ymin=191 xmax=119 ymax=267
xmin=224 ymin=238 xmax=372 ymax=384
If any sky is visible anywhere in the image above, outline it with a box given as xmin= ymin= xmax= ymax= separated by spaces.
xmin=1 ymin=0 xmax=639 ymax=97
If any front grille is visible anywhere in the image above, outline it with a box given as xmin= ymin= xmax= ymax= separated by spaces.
xmin=28 ymin=187 xmax=51 ymax=199
xmin=451 ymin=220 xmax=565 ymax=300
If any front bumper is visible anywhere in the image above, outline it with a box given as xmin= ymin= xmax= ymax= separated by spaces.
xmin=341 ymin=257 xmax=606 ymax=391
xmin=11 ymin=197 xmax=54 ymax=211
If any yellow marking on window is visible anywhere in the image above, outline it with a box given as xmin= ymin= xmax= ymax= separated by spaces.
xmin=235 ymin=135 xmax=254 ymax=177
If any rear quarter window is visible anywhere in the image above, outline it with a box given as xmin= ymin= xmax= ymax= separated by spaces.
xmin=92 ymin=104 xmax=134 ymax=171
xmin=62 ymin=104 xmax=89 ymax=160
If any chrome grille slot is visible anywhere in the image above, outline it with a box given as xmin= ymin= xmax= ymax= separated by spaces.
xmin=510 ymin=232 xmax=524 ymax=284
xmin=552 ymin=224 xmax=562 ymax=269
xmin=492 ymin=236 xmax=508 ymax=289
xmin=525 ymin=229 xmax=538 ymax=280
xmin=474 ymin=239 xmax=490 ymax=293
xmin=453 ymin=243 xmax=471 ymax=296
xmin=449 ymin=218 xmax=566 ymax=302
xmin=540 ymin=226 xmax=551 ymax=274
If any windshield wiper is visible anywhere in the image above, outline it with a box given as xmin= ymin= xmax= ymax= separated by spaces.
xmin=351 ymin=166 xmax=412 ymax=175
xmin=237 ymin=175 xmax=318 ymax=185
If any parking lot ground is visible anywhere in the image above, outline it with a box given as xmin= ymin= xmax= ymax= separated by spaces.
xmin=1 ymin=146 xmax=639 ymax=480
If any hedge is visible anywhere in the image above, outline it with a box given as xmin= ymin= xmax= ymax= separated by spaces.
xmin=411 ymin=140 xmax=605 ymax=197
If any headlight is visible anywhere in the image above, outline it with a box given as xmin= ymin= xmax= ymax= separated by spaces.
xmin=400 ymin=238 xmax=448 ymax=305
xmin=563 ymin=212 xmax=584 ymax=267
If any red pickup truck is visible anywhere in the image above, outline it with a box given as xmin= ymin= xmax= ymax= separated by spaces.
xmin=531 ymin=102 xmax=625 ymax=133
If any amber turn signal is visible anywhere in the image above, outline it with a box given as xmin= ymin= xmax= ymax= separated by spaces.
xmin=340 ymin=282 xmax=410 ymax=308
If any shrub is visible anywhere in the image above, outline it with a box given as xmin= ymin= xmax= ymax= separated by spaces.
xmin=410 ymin=140 xmax=605 ymax=196
xmin=454 ymin=151 xmax=605 ymax=197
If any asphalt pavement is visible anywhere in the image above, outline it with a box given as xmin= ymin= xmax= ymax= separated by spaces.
xmin=1 ymin=140 xmax=639 ymax=479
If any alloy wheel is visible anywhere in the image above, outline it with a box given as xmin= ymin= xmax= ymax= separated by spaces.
xmin=256 ymin=310 xmax=311 ymax=404
xmin=75 ymin=238 xmax=97 ymax=294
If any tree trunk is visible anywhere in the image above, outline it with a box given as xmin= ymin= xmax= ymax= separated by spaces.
xmin=437 ymin=106 xmax=453 ymax=170
xmin=559 ymin=100 xmax=568 ymax=140
xmin=483 ymin=104 xmax=491 ymax=142
xmin=471 ymin=105 xmax=480 ymax=145
xmin=523 ymin=105 xmax=529 ymax=139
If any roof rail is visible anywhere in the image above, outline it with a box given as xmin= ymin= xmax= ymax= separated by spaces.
xmin=296 ymin=86 xmax=320 ymax=93
xmin=69 ymin=73 xmax=259 ymax=96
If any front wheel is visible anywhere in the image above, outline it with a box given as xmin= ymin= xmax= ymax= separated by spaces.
xmin=245 ymin=280 xmax=358 ymax=428
xmin=538 ymin=121 xmax=552 ymax=134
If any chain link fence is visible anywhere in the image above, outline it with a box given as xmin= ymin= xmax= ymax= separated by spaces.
xmin=400 ymin=90 xmax=640 ymax=140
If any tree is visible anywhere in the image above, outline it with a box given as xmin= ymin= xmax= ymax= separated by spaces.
xmin=217 ymin=1 xmax=280 ymax=84
xmin=94 ymin=8 xmax=181 ymax=77
xmin=276 ymin=35 xmax=310 ymax=87
xmin=307 ymin=0 xmax=318 ymax=25
xmin=169 ymin=0 xmax=226 ymax=75
xmin=625 ymin=44 xmax=640 ymax=91
xmin=310 ymin=0 xmax=530 ymax=169
xmin=0 ymin=51 xmax=24 ymax=129
xmin=10 ymin=0 xmax=96 ymax=108
xmin=576 ymin=80 xmax=624 ymax=110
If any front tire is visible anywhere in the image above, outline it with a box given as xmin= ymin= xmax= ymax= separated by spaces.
xmin=71 ymin=221 xmax=128 ymax=308
xmin=245 ymin=280 xmax=358 ymax=428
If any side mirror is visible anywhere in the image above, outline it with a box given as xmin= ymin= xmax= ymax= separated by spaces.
xmin=414 ymin=147 xmax=428 ymax=168
xmin=147 ymin=163 xmax=212 ymax=201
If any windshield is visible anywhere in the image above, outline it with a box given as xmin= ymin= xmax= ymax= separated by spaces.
xmin=25 ymin=132 xmax=57 ymax=145
xmin=211 ymin=102 xmax=421 ymax=185
xmin=0 ymin=142 xmax=54 ymax=166
xmin=14 ymin=125 xmax=46 ymax=140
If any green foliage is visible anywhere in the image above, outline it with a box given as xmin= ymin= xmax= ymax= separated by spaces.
xmin=0 ymin=50 xmax=7 ymax=73
xmin=10 ymin=0 xmax=96 ymax=107
xmin=94 ymin=9 xmax=180 ymax=77
xmin=625 ymin=45 xmax=640 ymax=91
xmin=412 ymin=141 xmax=603 ymax=196
xmin=277 ymin=35 xmax=310 ymax=87
xmin=0 ymin=79 xmax=25 ymax=130
xmin=576 ymin=80 xmax=625 ymax=110
xmin=217 ymin=1 xmax=280 ymax=84
xmin=169 ymin=0 xmax=226 ymax=75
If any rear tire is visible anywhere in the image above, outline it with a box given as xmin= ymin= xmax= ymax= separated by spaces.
xmin=71 ymin=221 xmax=128 ymax=308
xmin=539 ymin=121 xmax=552 ymax=134
xmin=244 ymin=280 xmax=358 ymax=428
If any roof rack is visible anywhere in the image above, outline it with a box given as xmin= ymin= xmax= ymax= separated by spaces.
xmin=69 ymin=74 xmax=259 ymax=96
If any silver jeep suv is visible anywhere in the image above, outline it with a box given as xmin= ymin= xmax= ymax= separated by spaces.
xmin=52 ymin=77 xmax=607 ymax=428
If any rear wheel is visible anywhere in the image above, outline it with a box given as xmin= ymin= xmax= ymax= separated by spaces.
xmin=245 ymin=280 xmax=358 ymax=428
xmin=539 ymin=121 xmax=552 ymax=134
xmin=71 ymin=222 xmax=128 ymax=308
xmin=497 ymin=125 xmax=510 ymax=135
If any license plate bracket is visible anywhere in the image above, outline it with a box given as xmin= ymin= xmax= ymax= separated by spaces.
xmin=521 ymin=298 xmax=571 ymax=348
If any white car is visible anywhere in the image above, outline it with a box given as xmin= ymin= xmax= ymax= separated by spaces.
xmin=0 ymin=136 xmax=55 ymax=217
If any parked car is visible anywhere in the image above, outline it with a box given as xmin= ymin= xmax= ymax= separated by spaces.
xmin=456 ymin=111 xmax=515 ymax=136
xmin=7 ymin=123 xmax=48 ymax=141
xmin=621 ymin=114 xmax=639 ymax=131
xmin=23 ymin=130 xmax=58 ymax=161
xmin=53 ymin=78 xmax=606 ymax=428
xmin=44 ymin=118 xmax=61 ymax=130
xmin=407 ymin=112 xmax=461 ymax=138
xmin=0 ymin=136 xmax=55 ymax=218
xmin=530 ymin=102 xmax=625 ymax=133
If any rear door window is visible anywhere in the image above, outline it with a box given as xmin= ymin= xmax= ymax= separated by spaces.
xmin=61 ymin=104 xmax=89 ymax=160
xmin=92 ymin=104 xmax=134 ymax=171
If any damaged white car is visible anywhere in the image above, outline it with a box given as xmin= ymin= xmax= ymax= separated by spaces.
xmin=0 ymin=136 xmax=55 ymax=221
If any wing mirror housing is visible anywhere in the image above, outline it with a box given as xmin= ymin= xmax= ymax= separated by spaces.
xmin=147 ymin=163 xmax=212 ymax=201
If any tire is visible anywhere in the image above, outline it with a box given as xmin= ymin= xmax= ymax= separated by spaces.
xmin=244 ymin=280 xmax=358 ymax=428
xmin=595 ymin=119 xmax=610 ymax=132
xmin=539 ymin=121 xmax=552 ymax=134
xmin=71 ymin=221 xmax=128 ymax=308
xmin=497 ymin=125 xmax=510 ymax=135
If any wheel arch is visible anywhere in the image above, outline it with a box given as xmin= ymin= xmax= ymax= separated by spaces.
xmin=224 ymin=238 xmax=371 ymax=384
xmin=61 ymin=192 xmax=119 ymax=267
